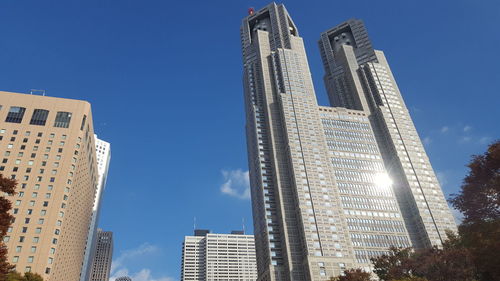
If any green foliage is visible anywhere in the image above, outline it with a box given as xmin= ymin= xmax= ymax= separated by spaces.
xmin=23 ymin=272 xmax=43 ymax=281
xmin=6 ymin=272 xmax=43 ymax=281
xmin=6 ymin=271 xmax=24 ymax=281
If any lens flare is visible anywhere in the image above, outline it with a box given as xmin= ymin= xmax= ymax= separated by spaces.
xmin=374 ymin=173 xmax=393 ymax=189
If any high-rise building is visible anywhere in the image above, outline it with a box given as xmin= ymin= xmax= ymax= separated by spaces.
xmin=115 ymin=277 xmax=132 ymax=281
xmin=81 ymin=136 xmax=111 ymax=281
xmin=0 ymin=91 xmax=99 ymax=281
xmin=181 ymin=230 xmax=257 ymax=281
xmin=240 ymin=3 xmax=456 ymax=281
xmin=318 ymin=19 xmax=457 ymax=249
xmin=89 ymin=229 xmax=113 ymax=281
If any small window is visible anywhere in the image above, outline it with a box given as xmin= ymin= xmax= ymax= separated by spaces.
xmin=5 ymin=107 xmax=26 ymax=123
xmin=80 ymin=115 xmax=87 ymax=130
xmin=30 ymin=109 xmax=49 ymax=126
xmin=54 ymin=112 xmax=72 ymax=128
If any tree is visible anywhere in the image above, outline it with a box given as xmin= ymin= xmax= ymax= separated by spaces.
xmin=371 ymin=247 xmax=414 ymax=281
xmin=23 ymin=272 xmax=43 ymax=281
xmin=449 ymin=140 xmax=500 ymax=224
xmin=449 ymin=140 xmax=500 ymax=281
xmin=0 ymin=174 xmax=17 ymax=280
xmin=330 ymin=269 xmax=371 ymax=281
xmin=6 ymin=272 xmax=43 ymax=281
xmin=371 ymin=241 xmax=476 ymax=281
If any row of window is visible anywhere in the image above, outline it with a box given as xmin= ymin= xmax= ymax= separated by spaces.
xmin=1 ymin=106 xmax=86 ymax=130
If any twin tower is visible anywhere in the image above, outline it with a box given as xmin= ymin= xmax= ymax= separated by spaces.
xmin=240 ymin=3 xmax=456 ymax=281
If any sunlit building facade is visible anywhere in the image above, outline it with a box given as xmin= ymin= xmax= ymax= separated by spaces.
xmin=240 ymin=3 xmax=456 ymax=281
xmin=181 ymin=230 xmax=257 ymax=281
xmin=0 ymin=91 xmax=98 ymax=281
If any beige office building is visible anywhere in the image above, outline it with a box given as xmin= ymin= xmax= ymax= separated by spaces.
xmin=0 ymin=91 xmax=98 ymax=281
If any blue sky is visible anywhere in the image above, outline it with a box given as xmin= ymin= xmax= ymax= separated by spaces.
xmin=1 ymin=0 xmax=499 ymax=280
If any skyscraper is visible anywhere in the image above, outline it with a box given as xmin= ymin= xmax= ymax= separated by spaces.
xmin=115 ymin=277 xmax=132 ymax=281
xmin=81 ymin=136 xmax=111 ymax=281
xmin=89 ymin=230 xmax=113 ymax=281
xmin=0 ymin=91 xmax=99 ymax=281
xmin=181 ymin=230 xmax=257 ymax=281
xmin=240 ymin=3 xmax=456 ymax=281
xmin=318 ymin=19 xmax=457 ymax=249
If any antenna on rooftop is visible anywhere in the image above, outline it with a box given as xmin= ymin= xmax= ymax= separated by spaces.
xmin=242 ymin=218 xmax=246 ymax=234
xmin=30 ymin=89 xmax=46 ymax=96
xmin=193 ymin=217 xmax=197 ymax=231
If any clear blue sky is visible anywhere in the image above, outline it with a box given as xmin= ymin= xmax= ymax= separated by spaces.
xmin=1 ymin=1 xmax=499 ymax=280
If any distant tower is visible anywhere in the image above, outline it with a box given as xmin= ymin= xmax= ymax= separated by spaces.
xmin=115 ymin=277 xmax=132 ymax=281
xmin=89 ymin=230 xmax=113 ymax=281
xmin=181 ymin=230 xmax=257 ymax=281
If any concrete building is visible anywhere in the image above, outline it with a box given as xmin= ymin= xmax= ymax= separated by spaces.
xmin=240 ymin=4 xmax=457 ymax=281
xmin=81 ymin=136 xmax=111 ymax=281
xmin=318 ymin=19 xmax=457 ymax=249
xmin=181 ymin=230 xmax=257 ymax=281
xmin=88 ymin=230 xmax=113 ymax=281
xmin=0 ymin=91 xmax=99 ymax=281
xmin=115 ymin=277 xmax=132 ymax=281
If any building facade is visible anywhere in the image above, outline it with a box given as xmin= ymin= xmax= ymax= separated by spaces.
xmin=89 ymin=229 xmax=113 ymax=281
xmin=81 ymin=136 xmax=111 ymax=281
xmin=181 ymin=230 xmax=257 ymax=281
xmin=115 ymin=277 xmax=132 ymax=281
xmin=318 ymin=19 xmax=457 ymax=249
xmin=240 ymin=4 xmax=456 ymax=281
xmin=0 ymin=91 xmax=99 ymax=281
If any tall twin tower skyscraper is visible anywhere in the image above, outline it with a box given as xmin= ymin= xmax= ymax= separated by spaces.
xmin=240 ymin=3 xmax=456 ymax=281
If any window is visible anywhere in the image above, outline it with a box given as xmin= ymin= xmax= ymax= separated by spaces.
xmin=80 ymin=115 xmax=87 ymax=130
xmin=5 ymin=107 xmax=26 ymax=123
xmin=31 ymin=246 xmax=36 ymax=253
xmin=27 ymin=256 xmax=33 ymax=263
xmin=29 ymin=109 xmax=49 ymax=126
xmin=54 ymin=112 xmax=72 ymax=128
xmin=13 ymin=256 xmax=19 ymax=263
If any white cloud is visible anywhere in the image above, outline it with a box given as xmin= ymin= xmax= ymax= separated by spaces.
xmin=109 ymin=244 xmax=175 ymax=281
xmin=479 ymin=136 xmax=491 ymax=145
xmin=110 ymin=269 xmax=175 ymax=281
xmin=459 ymin=136 xmax=472 ymax=143
xmin=423 ymin=137 xmax=432 ymax=145
xmin=111 ymin=243 xmax=158 ymax=273
xmin=463 ymin=125 xmax=472 ymax=132
xmin=220 ymin=169 xmax=250 ymax=199
xmin=440 ymin=126 xmax=449 ymax=133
